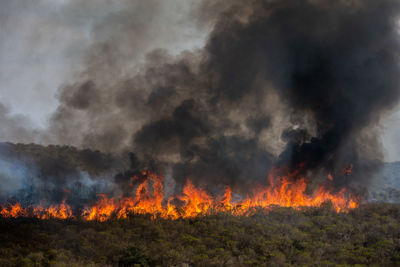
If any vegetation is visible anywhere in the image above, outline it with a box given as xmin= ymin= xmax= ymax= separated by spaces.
xmin=0 ymin=203 xmax=400 ymax=266
xmin=1 ymin=143 xmax=400 ymax=266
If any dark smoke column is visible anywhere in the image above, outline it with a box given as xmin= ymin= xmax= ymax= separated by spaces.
xmin=193 ymin=0 xmax=400 ymax=188
xmin=52 ymin=0 xmax=400 ymax=193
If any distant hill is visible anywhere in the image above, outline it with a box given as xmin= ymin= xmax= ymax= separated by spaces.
xmin=1 ymin=142 xmax=400 ymax=203
xmin=0 ymin=142 xmax=129 ymax=205
xmin=0 ymin=142 xmax=126 ymax=177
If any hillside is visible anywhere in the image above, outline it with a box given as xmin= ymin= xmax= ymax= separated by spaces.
xmin=1 ymin=142 xmax=400 ymax=204
xmin=0 ymin=142 xmax=126 ymax=177
xmin=0 ymin=144 xmax=400 ymax=266
xmin=0 ymin=142 xmax=131 ymax=206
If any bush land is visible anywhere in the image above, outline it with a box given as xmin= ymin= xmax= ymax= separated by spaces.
xmin=0 ymin=203 xmax=400 ymax=266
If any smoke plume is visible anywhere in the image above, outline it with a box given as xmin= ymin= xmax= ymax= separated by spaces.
xmin=4 ymin=0 xmax=400 ymax=198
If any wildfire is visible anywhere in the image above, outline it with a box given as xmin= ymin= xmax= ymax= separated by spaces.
xmin=0 ymin=200 xmax=72 ymax=220
xmin=0 ymin=167 xmax=359 ymax=221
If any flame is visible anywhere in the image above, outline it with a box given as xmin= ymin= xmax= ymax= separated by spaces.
xmin=178 ymin=179 xmax=212 ymax=218
xmin=0 ymin=200 xmax=72 ymax=219
xmin=33 ymin=199 xmax=73 ymax=219
xmin=0 ymin=166 xmax=359 ymax=220
xmin=82 ymin=194 xmax=116 ymax=221
xmin=0 ymin=202 xmax=26 ymax=218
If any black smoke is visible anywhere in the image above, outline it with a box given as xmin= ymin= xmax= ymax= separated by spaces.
xmin=6 ymin=0 xmax=400 ymax=198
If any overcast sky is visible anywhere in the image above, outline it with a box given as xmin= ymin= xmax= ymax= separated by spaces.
xmin=0 ymin=0 xmax=399 ymax=161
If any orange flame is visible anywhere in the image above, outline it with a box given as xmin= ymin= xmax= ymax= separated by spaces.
xmin=0 ymin=167 xmax=359 ymax=220
xmin=33 ymin=199 xmax=73 ymax=219
xmin=0 ymin=199 xmax=72 ymax=219
xmin=0 ymin=202 xmax=26 ymax=218
xmin=178 ymin=179 xmax=213 ymax=218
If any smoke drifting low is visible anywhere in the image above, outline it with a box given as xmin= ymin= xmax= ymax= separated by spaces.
xmin=4 ymin=0 xmax=400 ymax=198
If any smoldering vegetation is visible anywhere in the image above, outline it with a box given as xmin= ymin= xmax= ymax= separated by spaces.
xmin=2 ymin=0 xmax=400 ymax=201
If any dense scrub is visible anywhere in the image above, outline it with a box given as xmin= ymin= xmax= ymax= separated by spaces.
xmin=0 ymin=203 xmax=400 ymax=266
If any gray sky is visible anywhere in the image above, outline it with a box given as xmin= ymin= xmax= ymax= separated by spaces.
xmin=0 ymin=0 xmax=399 ymax=161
